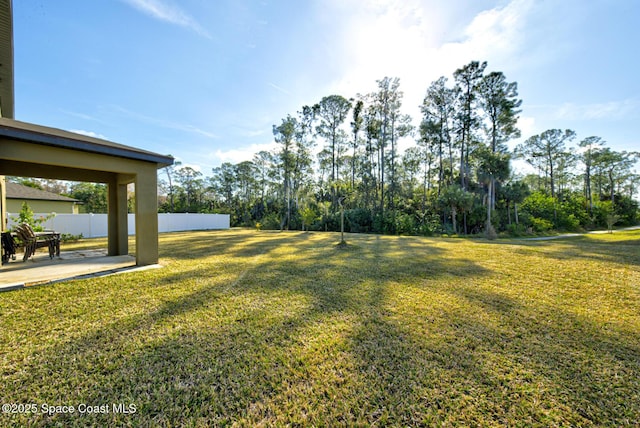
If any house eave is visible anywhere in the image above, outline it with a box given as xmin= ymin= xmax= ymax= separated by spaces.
xmin=0 ymin=118 xmax=173 ymax=168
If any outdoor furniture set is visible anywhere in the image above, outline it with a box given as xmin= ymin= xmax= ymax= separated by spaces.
xmin=1 ymin=223 xmax=60 ymax=264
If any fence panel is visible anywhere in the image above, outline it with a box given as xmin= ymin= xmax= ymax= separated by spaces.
xmin=6 ymin=213 xmax=230 ymax=238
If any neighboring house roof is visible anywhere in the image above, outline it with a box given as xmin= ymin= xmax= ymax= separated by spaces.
xmin=5 ymin=181 xmax=79 ymax=203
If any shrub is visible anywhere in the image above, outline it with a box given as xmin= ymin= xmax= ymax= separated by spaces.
xmin=613 ymin=194 xmax=639 ymax=226
xmin=394 ymin=212 xmax=417 ymax=235
xmin=560 ymin=193 xmax=590 ymax=228
xmin=418 ymin=212 xmax=442 ymax=236
xmin=60 ymin=233 xmax=83 ymax=243
xmin=320 ymin=212 xmax=340 ymax=232
xmin=520 ymin=191 xmax=556 ymax=222
xmin=466 ymin=205 xmax=488 ymax=234
xmin=505 ymin=223 xmax=528 ymax=236
xmin=521 ymin=191 xmax=590 ymax=232
xmin=606 ymin=213 xmax=620 ymax=233
xmin=560 ymin=213 xmax=581 ymax=232
xmin=485 ymin=221 xmax=498 ymax=240
xmin=530 ymin=217 xmax=554 ymax=232
xmin=10 ymin=202 xmax=55 ymax=232
xmin=345 ymin=208 xmax=373 ymax=233
xmin=260 ymin=213 xmax=282 ymax=230
xmin=300 ymin=207 xmax=318 ymax=232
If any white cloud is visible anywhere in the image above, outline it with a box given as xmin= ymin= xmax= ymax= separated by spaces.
xmin=554 ymin=99 xmax=638 ymax=121
xmin=268 ymin=82 xmax=291 ymax=95
xmin=516 ymin=115 xmax=536 ymax=139
xmin=120 ymin=0 xmax=212 ymax=39
xmin=179 ymin=124 xmax=219 ymax=139
xmin=61 ymin=109 xmax=111 ymax=126
xmin=323 ymin=0 xmax=534 ymax=127
xmin=239 ymin=128 xmax=268 ymax=138
xmin=506 ymin=115 xmax=536 ymax=151
xmin=171 ymin=159 xmax=202 ymax=173
xmin=457 ymin=0 xmax=532 ymax=62
xmin=111 ymin=105 xmax=220 ymax=139
xmin=210 ymin=141 xmax=278 ymax=165
xmin=68 ymin=129 xmax=109 ymax=140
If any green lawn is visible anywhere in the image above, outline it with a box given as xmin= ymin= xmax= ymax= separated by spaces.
xmin=1 ymin=229 xmax=639 ymax=426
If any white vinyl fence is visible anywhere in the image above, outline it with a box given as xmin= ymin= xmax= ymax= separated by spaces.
xmin=7 ymin=213 xmax=230 ymax=238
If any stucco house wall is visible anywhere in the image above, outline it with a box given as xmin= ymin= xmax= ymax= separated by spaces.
xmin=5 ymin=181 xmax=80 ymax=214
xmin=6 ymin=199 xmax=77 ymax=214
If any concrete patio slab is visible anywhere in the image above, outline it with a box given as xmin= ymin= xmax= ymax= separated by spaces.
xmin=0 ymin=249 xmax=158 ymax=291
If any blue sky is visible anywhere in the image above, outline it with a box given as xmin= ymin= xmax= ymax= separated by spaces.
xmin=13 ymin=0 xmax=639 ymax=177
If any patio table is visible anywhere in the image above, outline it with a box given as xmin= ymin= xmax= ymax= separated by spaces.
xmin=35 ymin=231 xmax=61 ymax=257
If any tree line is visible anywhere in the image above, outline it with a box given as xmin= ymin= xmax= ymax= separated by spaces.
xmin=158 ymin=61 xmax=639 ymax=236
xmin=9 ymin=61 xmax=639 ymax=237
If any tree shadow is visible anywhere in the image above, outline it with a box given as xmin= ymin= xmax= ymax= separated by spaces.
xmin=3 ymin=230 xmax=637 ymax=425
xmin=440 ymin=284 xmax=640 ymax=425
xmin=0 ymin=230 xmax=491 ymax=425
xmin=158 ymin=230 xmax=299 ymax=261
xmin=501 ymin=234 xmax=640 ymax=268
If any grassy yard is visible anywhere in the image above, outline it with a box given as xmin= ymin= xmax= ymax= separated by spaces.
xmin=1 ymin=229 xmax=639 ymax=426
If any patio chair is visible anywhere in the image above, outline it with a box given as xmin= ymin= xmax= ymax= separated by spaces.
xmin=1 ymin=231 xmax=17 ymax=264
xmin=14 ymin=223 xmax=59 ymax=261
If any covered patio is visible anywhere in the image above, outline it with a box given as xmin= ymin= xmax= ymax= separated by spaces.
xmin=0 ymin=118 xmax=173 ymax=267
xmin=0 ymin=0 xmax=173 ymax=284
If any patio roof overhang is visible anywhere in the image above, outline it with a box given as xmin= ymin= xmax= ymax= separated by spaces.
xmin=0 ymin=118 xmax=173 ymax=166
xmin=0 ymin=118 xmax=172 ymax=182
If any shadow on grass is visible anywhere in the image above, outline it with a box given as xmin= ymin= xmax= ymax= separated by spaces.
xmin=445 ymin=285 xmax=640 ymax=424
xmin=501 ymin=232 xmax=640 ymax=268
xmin=158 ymin=230 xmax=299 ymax=260
xmin=1 ymin=230 xmax=638 ymax=426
